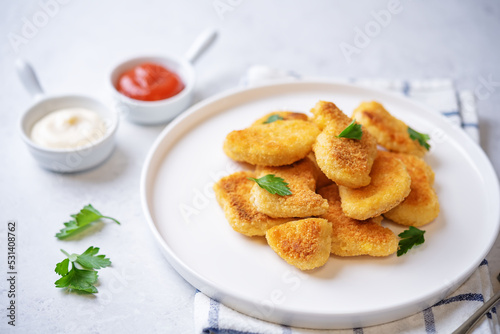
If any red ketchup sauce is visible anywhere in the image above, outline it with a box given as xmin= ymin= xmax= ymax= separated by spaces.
xmin=117 ymin=62 xmax=184 ymax=101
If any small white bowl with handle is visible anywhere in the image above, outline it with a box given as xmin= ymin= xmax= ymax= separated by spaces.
xmin=109 ymin=29 xmax=217 ymax=125
xmin=16 ymin=60 xmax=119 ymax=173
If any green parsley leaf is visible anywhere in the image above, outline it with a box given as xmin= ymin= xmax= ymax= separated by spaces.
xmin=263 ymin=114 xmax=284 ymax=124
xmin=55 ymin=220 xmax=91 ymax=239
xmin=55 ymin=258 xmax=70 ymax=276
xmin=74 ymin=204 xmax=120 ymax=225
xmin=55 ymin=247 xmax=110 ymax=294
xmin=55 ymin=204 xmax=120 ymax=239
xmin=55 ymin=263 xmax=98 ymax=294
xmin=397 ymin=226 xmax=426 ymax=257
xmin=76 ymin=246 xmax=112 ymax=270
xmin=337 ymin=119 xmax=363 ymax=140
xmin=247 ymin=174 xmax=292 ymax=196
xmin=407 ymin=127 xmax=431 ymax=150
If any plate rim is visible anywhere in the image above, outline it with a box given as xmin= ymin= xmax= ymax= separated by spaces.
xmin=140 ymin=79 xmax=500 ymax=328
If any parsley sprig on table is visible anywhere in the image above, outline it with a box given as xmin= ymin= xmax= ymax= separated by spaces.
xmin=54 ymin=247 xmax=111 ymax=294
xmin=407 ymin=127 xmax=431 ymax=150
xmin=337 ymin=119 xmax=363 ymax=140
xmin=397 ymin=226 xmax=426 ymax=257
xmin=248 ymin=174 xmax=292 ymax=196
xmin=263 ymin=114 xmax=284 ymax=124
xmin=55 ymin=204 xmax=120 ymax=239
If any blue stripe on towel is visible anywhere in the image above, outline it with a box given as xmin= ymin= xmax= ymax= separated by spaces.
xmin=210 ymin=329 xmax=263 ymax=334
xmin=441 ymin=110 xmax=460 ymax=116
xmin=424 ymin=293 xmax=487 ymax=333
xmin=402 ymin=81 xmax=410 ymax=96
xmin=433 ymin=293 xmax=484 ymax=307
xmin=423 ymin=307 xmax=436 ymax=334
xmin=206 ymin=298 xmax=277 ymax=334
xmin=286 ymin=71 xmax=301 ymax=79
xmin=208 ymin=299 xmax=220 ymax=331
xmin=479 ymin=259 xmax=488 ymax=266
xmin=462 ymin=122 xmax=479 ymax=128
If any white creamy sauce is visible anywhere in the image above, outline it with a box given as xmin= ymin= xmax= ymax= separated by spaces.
xmin=31 ymin=108 xmax=107 ymax=149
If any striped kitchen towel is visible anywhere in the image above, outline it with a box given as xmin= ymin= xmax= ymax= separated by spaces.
xmin=194 ymin=67 xmax=496 ymax=334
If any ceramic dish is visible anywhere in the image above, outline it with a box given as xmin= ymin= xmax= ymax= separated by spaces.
xmin=140 ymin=81 xmax=500 ymax=329
xmin=109 ymin=29 xmax=217 ymax=125
xmin=16 ymin=59 xmax=118 ymax=173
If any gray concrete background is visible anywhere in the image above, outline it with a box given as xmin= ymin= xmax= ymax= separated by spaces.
xmin=1 ymin=1 xmax=499 ymax=332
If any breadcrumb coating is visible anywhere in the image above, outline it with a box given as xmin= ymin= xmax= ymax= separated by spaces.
xmin=311 ymin=101 xmax=378 ymax=188
xmin=251 ymin=111 xmax=309 ymax=126
xmin=339 ymin=151 xmax=411 ymax=220
xmin=266 ymin=218 xmax=332 ymax=270
xmin=223 ymin=117 xmax=320 ymax=166
xmin=383 ymin=153 xmax=440 ymax=226
xmin=214 ymin=171 xmax=291 ymax=236
xmin=318 ymin=184 xmax=398 ymax=257
xmin=307 ymin=152 xmax=334 ymax=189
xmin=352 ymin=101 xmax=427 ymax=157
xmin=251 ymin=158 xmax=329 ymax=218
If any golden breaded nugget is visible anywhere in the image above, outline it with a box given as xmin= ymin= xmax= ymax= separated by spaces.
xmin=318 ymin=185 xmax=397 ymax=256
xmin=223 ymin=119 xmax=320 ymax=166
xmin=252 ymin=111 xmax=308 ymax=126
xmin=310 ymin=100 xmax=341 ymax=131
xmin=214 ymin=171 xmax=291 ymax=236
xmin=251 ymin=158 xmax=329 ymax=218
xmin=339 ymin=151 xmax=411 ymax=220
xmin=266 ymin=218 xmax=332 ymax=270
xmin=352 ymin=101 xmax=427 ymax=157
xmin=307 ymin=152 xmax=334 ymax=189
xmin=383 ymin=153 xmax=439 ymax=226
xmin=311 ymin=101 xmax=378 ymax=188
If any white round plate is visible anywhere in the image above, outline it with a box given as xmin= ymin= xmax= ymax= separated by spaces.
xmin=140 ymin=81 xmax=500 ymax=329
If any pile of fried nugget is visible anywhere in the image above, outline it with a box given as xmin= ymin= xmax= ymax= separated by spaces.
xmin=213 ymin=100 xmax=439 ymax=271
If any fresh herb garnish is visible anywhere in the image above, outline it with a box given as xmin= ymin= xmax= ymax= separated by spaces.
xmin=337 ymin=119 xmax=363 ymax=140
xmin=54 ymin=246 xmax=111 ymax=294
xmin=263 ymin=114 xmax=284 ymax=124
xmin=397 ymin=226 xmax=426 ymax=257
xmin=248 ymin=174 xmax=292 ymax=196
xmin=55 ymin=204 xmax=120 ymax=239
xmin=408 ymin=127 xmax=431 ymax=150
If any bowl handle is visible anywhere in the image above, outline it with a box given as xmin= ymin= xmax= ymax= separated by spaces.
xmin=185 ymin=29 xmax=218 ymax=64
xmin=16 ymin=59 xmax=45 ymax=101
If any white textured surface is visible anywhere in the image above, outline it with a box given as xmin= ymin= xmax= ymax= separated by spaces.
xmin=0 ymin=1 xmax=499 ymax=333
